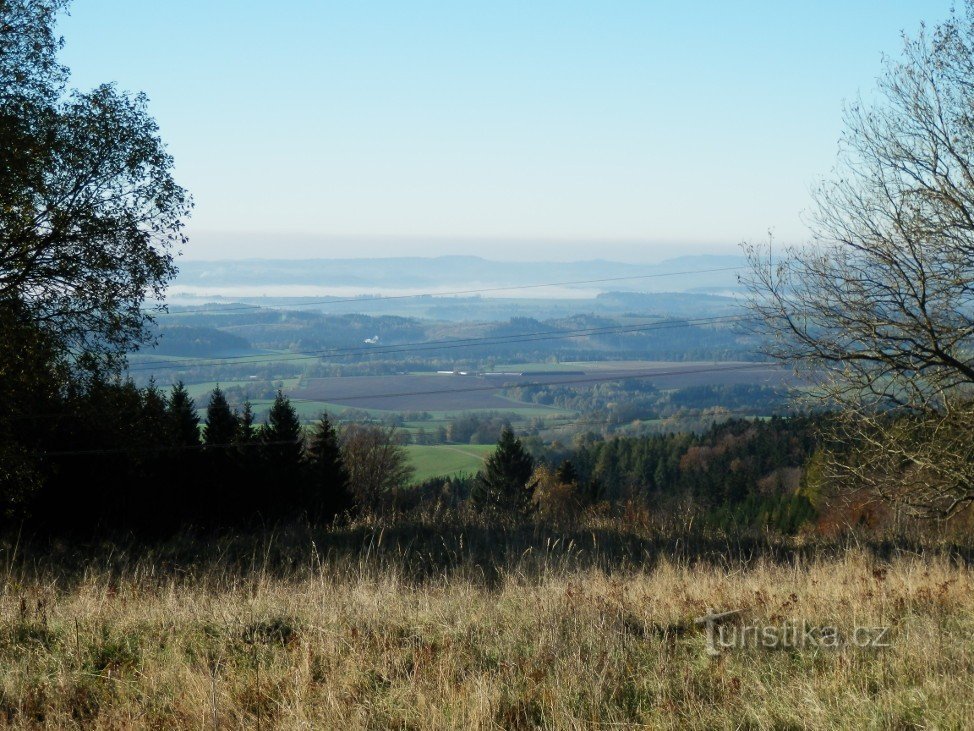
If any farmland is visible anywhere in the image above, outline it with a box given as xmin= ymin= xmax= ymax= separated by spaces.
xmin=289 ymin=362 xmax=790 ymax=413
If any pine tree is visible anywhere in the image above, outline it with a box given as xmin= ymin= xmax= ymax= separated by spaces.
xmin=260 ymin=391 xmax=305 ymax=516
xmin=237 ymin=401 xmax=256 ymax=445
xmin=264 ymin=391 xmax=302 ymax=454
xmin=167 ymin=381 xmax=200 ymax=447
xmin=472 ymin=428 xmax=536 ymax=518
xmin=203 ymin=386 xmax=238 ymax=447
xmin=141 ymin=379 xmax=169 ymax=441
xmin=556 ymin=460 xmax=578 ymax=486
xmin=304 ymin=413 xmax=354 ymax=520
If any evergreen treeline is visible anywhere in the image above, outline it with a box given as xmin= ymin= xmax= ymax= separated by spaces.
xmin=0 ymin=351 xmax=354 ymax=536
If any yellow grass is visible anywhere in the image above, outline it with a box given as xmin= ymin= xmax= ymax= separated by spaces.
xmin=0 ymin=528 xmax=972 ymax=728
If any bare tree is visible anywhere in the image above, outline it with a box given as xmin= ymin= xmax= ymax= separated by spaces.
xmin=743 ymin=3 xmax=974 ymax=518
xmin=340 ymin=424 xmax=414 ymax=512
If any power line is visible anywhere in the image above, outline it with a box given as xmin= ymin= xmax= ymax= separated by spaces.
xmin=37 ymin=408 xmax=788 ymax=457
xmin=9 ymin=361 xmax=783 ymax=423
xmin=38 ymin=439 xmax=301 ymax=458
xmin=254 ymin=362 xmax=779 ymax=407
xmin=156 ymin=265 xmax=747 ymax=316
xmin=128 ymin=314 xmax=755 ymax=373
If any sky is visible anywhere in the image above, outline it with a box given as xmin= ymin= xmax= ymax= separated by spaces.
xmin=58 ymin=1 xmax=953 ymax=262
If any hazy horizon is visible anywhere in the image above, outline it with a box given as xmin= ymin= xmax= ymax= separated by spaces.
xmin=176 ymin=233 xmax=745 ymax=263
xmin=58 ymin=0 xmax=952 ymax=261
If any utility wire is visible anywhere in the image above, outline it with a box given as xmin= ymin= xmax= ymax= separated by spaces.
xmin=128 ymin=314 xmax=755 ymax=373
xmin=37 ymin=407 xmax=786 ymax=457
xmin=156 ymin=265 xmax=747 ymax=317
xmin=9 ymin=362 xmax=783 ymax=422
xmin=236 ymin=363 xmax=779 ymax=406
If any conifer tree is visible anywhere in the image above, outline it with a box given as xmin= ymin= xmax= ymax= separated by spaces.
xmin=167 ymin=382 xmax=200 ymax=447
xmin=304 ymin=413 xmax=354 ymax=520
xmin=203 ymin=386 xmax=237 ymax=447
xmin=556 ymin=460 xmax=578 ymax=486
xmin=141 ymin=379 xmax=169 ymax=441
xmin=237 ymin=401 xmax=256 ymax=445
xmin=260 ymin=391 xmax=304 ymax=515
xmin=264 ymin=391 xmax=302 ymax=455
xmin=472 ymin=427 xmax=536 ymax=518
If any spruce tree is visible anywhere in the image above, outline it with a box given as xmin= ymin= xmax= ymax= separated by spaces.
xmin=264 ymin=391 xmax=302 ymax=455
xmin=167 ymin=381 xmax=200 ymax=447
xmin=203 ymin=386 xmax=238 ymax=447
xmin=472 ymin=427 xmax=536 ymax=518
xmin=555 ymin=460 xmax=578 ymax=486
xmin=261 ymin=391 xmax=304 ymax=515
xmin=304 ymin=413 xmax=354 ymax=520
xmin=237 ymin=401 xmax=256 ymax=445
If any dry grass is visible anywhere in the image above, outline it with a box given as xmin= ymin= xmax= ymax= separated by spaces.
xmin=0 ymin=527 xmax=971 ymax=729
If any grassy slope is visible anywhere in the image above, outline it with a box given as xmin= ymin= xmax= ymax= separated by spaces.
xmin=0 ymin=530 xmax=970 ymax=729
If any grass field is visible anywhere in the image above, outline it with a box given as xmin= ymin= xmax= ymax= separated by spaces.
xmin=0 ymin=526 xmax=970 ymax=729
xmin=405 ymin=444 xmax=495 ymax=482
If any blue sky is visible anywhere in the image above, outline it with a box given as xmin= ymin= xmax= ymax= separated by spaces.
xmin=60 ymin=1 xmax=951 ymax=261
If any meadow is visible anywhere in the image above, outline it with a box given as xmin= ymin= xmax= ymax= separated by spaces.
xmin=404 ymin=444 xmax=494 ymax=483
xmin=0 ymin=524 xmax=970 ymax=729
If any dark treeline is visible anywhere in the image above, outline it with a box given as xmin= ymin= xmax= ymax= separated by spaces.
xmin=1 ymin=304 xmax=355 ymax=536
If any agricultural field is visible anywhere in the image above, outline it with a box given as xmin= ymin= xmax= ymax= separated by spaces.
xmin=405 ymin=444 xmax=495 ymax=482
xmin=289 ymin=362 xmax=790 ymax=413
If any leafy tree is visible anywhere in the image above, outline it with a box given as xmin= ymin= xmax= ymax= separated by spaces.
xmin=472 ymin=428 xmax=536 ymax=518
xmin=203 ymin=386 xmax=237 ymax=447
xmin=0 ymin=0 xmax=192 ymax=376
xmin=304 ymin=413 xmax=354 ymax=521
xmin=743 ymin=4 xmax=974 ymax=518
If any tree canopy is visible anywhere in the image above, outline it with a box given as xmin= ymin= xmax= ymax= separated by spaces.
xmin=472 ymin=427 xmax=536 ymax=517
xmin=0 ymin=0 xmax=191 ymax=376
xmin=744 ymin=2 xmax=974 ymax=517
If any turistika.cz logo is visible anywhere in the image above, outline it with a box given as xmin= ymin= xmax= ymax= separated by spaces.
xmin=695 ymin=609 xmax=892 ymax=656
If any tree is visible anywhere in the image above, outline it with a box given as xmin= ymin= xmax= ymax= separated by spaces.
xmin=263 ymin=391 xmax=303 ymax=458
xmin=237 ymin=401 xmax=256 ymax=445
xmin=340 ymin=424 xmax=414 ymax=512
xmin=304 ymin=413 xmax=354 ymax=521
xmin=555 ymin=460 xmax=578 ymax=486
xmin=203 ymin=386 xmax=237 ymax=447
xmin=472 ymin=428 xmax=536 ymax=518
xmin=0 ymin=0 xmax=191 ymax=376
xmin=743 ymin=3 xmax=974 ymax=518
xmin=260 ymin=391 xmax=304 ymax=516
xmin=167 ymin=382 xmax=199 ymax=447
xmin=532 ymin=463 xmax=581 ymax=525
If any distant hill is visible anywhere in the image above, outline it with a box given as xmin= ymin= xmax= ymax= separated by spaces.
xmin=170 ymin=254 xmax=747 ymax=297
xmin=149 ymin=326 xmax=254 ymax=357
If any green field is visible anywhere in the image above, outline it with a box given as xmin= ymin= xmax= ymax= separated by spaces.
xmin=405 ymin=443 xmax=495 ymax=482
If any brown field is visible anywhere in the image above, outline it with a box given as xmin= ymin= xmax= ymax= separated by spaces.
xmin=0 ymin=524 xmax=971 ymax=729
xmin=291 ymin=362 xmax=790 ymax=411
